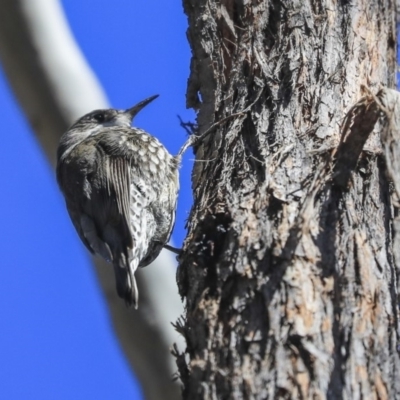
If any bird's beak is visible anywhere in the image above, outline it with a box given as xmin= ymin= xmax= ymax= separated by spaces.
xmin=126 ymin=94 xmax=159 ymax=121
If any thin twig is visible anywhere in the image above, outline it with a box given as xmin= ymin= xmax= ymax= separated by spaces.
xmin=176 ymin=111 xmax=246 ymax=160
xmin=176 ymin=87 xmax=264 ymax=160
xmin=177 ymin=115 xmax=197 ymax=136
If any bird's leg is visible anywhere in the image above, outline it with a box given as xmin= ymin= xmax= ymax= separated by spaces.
xmin=176 ymin=111 xmax=245 ymax=160
xmin=163 ymin=243 xmax=182 ymax=255
xmin=175 ymin=88 xmax=263 ymax=160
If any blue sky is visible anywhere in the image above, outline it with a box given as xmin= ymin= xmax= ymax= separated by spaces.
xmin=0 ymin=1 xmax=193 ymax=399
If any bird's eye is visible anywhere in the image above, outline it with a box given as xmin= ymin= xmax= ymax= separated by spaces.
xmin=93 ymin=113 xmax=105 ymax=122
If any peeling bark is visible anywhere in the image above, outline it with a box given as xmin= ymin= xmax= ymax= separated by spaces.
xmin=177 ymin=1 xmax=400 ymax=399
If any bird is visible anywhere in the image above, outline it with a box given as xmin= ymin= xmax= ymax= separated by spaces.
xmin=56 ymin=95 xmax=180 ymax=308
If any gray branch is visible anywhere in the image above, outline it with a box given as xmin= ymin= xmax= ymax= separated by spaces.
xmin=0 ymin=1 xmax=183 ymax=399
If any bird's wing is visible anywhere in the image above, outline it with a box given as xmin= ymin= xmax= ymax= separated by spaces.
xmin=65 ymin=200 xmax=96 ymax=254
xmin=91 ymin=130 xmax=156 ymax=307
xmin=89 ymin=145 xmax=134 ymax=255
xmin=57 ymin=146 xmax=109 ymax=258
xmin=106 ymin=127 xmax=179 ymax=268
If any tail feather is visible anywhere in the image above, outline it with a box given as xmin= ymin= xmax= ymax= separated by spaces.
xmin=113 ymin=261 xmax=139 ymax=309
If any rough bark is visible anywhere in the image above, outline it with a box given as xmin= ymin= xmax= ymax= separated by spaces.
xmin=379 ymin=88 xmax=400 ymax=295
xmin=0 ymin=1 xmax=183 ymax=399
xmin=177 ymin=1 xmax=400 ymax=399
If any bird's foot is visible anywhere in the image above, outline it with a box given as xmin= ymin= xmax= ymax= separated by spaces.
xmin=164 ymin=244 xmax=182 ymax=255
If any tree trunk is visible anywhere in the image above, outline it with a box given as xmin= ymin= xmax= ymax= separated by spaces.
xmin=177 ymin=1 xmax=400 ymax=398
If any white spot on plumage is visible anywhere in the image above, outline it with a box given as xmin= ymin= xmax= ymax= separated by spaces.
xmin=129 ymin=143 xmax=139 ymax=152
xmin=149 ymin=163 xmax=157 ymax=174
xmin=157 ymin=148 xmax=165 ymax=160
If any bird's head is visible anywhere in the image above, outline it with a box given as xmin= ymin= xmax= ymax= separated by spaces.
xmin=71 ymin=94 xmax=159 ymax=131
xmin=58 ymin=95 xmax=159 ymax=160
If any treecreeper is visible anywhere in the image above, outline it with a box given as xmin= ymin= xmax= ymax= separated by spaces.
xmin=56 ymin=95 xmax=180 ymax=308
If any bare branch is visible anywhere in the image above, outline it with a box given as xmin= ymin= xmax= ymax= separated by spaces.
xmin=0 ymin=1 xmax=183 ymax=399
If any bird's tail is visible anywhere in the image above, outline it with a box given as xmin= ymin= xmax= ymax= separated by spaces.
xmin=113 ymin=258 xmax=139 ymax=309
